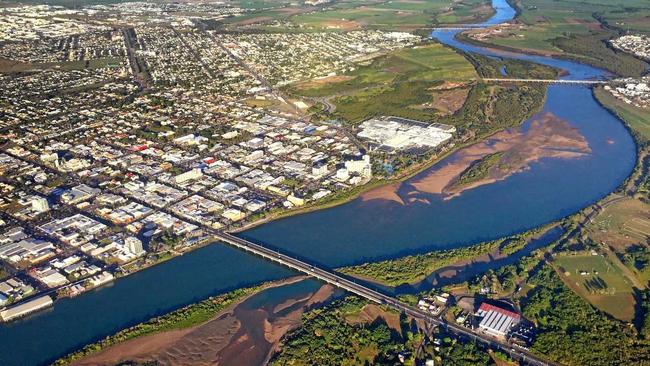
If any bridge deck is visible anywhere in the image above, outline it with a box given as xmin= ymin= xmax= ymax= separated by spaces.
xmin=481 ymin=77 xmax=607 ymax=85
xmin=214 ymin=231 xmax=557 ymax=366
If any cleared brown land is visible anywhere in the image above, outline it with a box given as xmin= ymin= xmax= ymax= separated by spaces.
xmin=429 ymin=87 xmax=470 ymax=115
xmin=317 ymin=19 xmax=362 ymax=30
xmin=0 ymin=57 xmax=33 ymax=73
xmin=294 ymin=75 xmax=355 ymax=89
xmin=588 ymin=197 xmax=650 ymax=251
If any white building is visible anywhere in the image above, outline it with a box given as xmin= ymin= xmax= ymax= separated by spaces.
xmin=345 ymin=155 xmax=372 ymax=178
xmin=124 ymin=236 xmax=145 ymax=256
xmin=357 ymin=116 xmax=454 ymax=152
xmin=31 ymin=197 xmax=49 ymax=213
xmin=174 ymin=168 xmax=203 ymax=184
xmin=335 ymin=168 xmax=350 ymax=181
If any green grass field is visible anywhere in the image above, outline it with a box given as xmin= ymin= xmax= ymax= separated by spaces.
xmin=554 ymin=252 xmax=636 ymax=321
xmin=590 ymin=198 xmax=650 ymax=246
xmin=287 ymin=42 xmax=477 ymax=122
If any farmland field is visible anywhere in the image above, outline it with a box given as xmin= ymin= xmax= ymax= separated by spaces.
xmin=553 ymin=252 xmax=637 ymax=321
xmin=224 ymin=0 xmax=495 ymax=31
xmin=585 ymin=197 xmax=650 ymax=287
xmin=588 ymin=198 xmax=650 ymax=250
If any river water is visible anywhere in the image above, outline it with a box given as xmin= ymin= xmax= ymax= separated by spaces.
xmin=0 ymin=1 xmax=637 ymax=365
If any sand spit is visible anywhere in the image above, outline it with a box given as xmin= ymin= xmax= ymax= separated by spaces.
xmin=362 ymin=112 xmax=591 ymax=203
xmin=72 ymin=281 xmax=334 ymax=366
xmin=360 ymin=182 xmax=405 ymax=205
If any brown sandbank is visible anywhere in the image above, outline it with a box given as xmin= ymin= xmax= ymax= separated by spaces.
xmin=72 ymin=281 xmax=334 ymax=366
xmin=361 ymin=112 xmax=591 ymax=204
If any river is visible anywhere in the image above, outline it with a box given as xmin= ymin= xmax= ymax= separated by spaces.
xmin=0 ymin=1 xmax=637 ymax=365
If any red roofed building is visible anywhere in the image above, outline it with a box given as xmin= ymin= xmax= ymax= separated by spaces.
xmin=475 ymin=303 xmax=521 ymax=338
xmin=131 ymin=145 xmax=148 ymax=152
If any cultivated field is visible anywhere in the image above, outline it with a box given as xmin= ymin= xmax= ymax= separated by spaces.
xmin=589 ymin=197 xmax=650 ymax=250
xmin=554 ymin=251 xmax=636 ymax=321
xmin=288 ymin=0 xmax=493 ymax=31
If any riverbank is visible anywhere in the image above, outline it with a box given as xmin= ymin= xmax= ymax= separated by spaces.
xmin=53 ymin=276 xmax=313 ymax=366
xmin=593 ymin=86 xmax=650 ymax=144
xmin=454 ymin=19 xmax=648 ymax=78
xmin=339 ymin=223 xmax=556 ymax=287
xmin=234 ymin=85 xmax=551 ymax=232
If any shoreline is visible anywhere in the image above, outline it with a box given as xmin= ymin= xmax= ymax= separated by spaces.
xmin=54 ymin=275 xmax=310 ymax=366
xmin=592 ymin=86 xmax=648 ymax=147
xmin=454 ymin=25 xmax=648 ymax=79
xmin=231 ymin=109 xmax=549 ymax=234
xmin=339 ymin=222 xmax=559 ymax=289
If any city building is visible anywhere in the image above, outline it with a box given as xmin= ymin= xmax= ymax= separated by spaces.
xmin=174 ymin=168 xmax=203 ymax=184
xmin=30 ymin=197 xmax=49 ymax=213
xmin=357 ymin=116 xmax=455 ymax=153
xmin=124 ymin=236 xmax=145 ymax=256
xmin=345 ymin=155 xmax=372 ymax=178
xmin=0 ymin=296 xmax=53 ymax=322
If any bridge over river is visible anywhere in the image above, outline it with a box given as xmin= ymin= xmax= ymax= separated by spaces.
xmin=215 ymin=231 xmax=558 ymax=366
xmin=481 ymin=77 xmax=613 ymax=85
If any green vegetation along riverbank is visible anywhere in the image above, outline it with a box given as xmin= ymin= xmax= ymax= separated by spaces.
xmin=523 ymin=265 xmax=650 ymax=365
xmin=594 ymin=87 xmax=650 ymax=143
xmin=269 ymin=296 xmax=496 ymax=366
xmin=460 ymin=0 xmax=650 ymax=77
xmin=452 ymin=151 xmax=505 ymax=188
xmin=340 ymin=226 xmax=550 ymax=287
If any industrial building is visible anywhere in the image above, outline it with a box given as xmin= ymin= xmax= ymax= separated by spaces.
xmin=357 ymin=116 xmax=455 ymax=153
xmin=0 ymin=296 xmax=53 ymax=322
xmin=475 ymin=303 xmax=521 ymax=338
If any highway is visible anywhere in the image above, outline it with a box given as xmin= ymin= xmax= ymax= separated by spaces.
xmin=214 ymin=231 xmax=558 ymax=366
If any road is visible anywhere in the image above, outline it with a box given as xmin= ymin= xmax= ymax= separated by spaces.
xmin=214 ymin=231 xmax=558 ymax=366
xmin=481 ymin=78 xmax=607 ymax=85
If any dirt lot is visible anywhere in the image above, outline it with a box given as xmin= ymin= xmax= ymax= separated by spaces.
xmin=345 ymin=304 xmax=402 ymax=334
xmin=429 ymin=87 xmax=470 ymax=115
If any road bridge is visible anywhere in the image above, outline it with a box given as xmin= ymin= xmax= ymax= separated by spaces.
xmin=432 ymin=27 xmax=481 ymax=30
xmin=481 ymin=77 xmax=608 ymax=85
xmin=215 ymin=232 xmax=557 ymax=366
